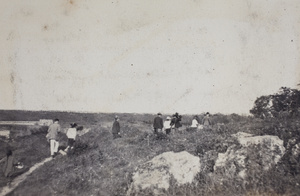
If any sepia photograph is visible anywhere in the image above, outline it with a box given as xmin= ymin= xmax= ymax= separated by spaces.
xmin=0 ymin=0 xmax=299 ymax=195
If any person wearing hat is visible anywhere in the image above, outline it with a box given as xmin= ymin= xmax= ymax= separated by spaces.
xmin=64 ymin=123 xmax=78 ymax=152
xmin=163 ymin=116 xmax=172 ymax=135
xmin=47 ymin=119 xmax=61 ymax=158
xmin=112 ymin=116 xmax=121 ymax=139
xmin=153 ymin=113 xmax=163 ymax=134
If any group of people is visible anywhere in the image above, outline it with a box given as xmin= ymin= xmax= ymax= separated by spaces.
xmin=2 ymin=119 xmax=79 ymax=179
xmin=111 ymin=112 xmax=212 ymax=139
xmin=46 ymin=119 xmax=78 ymax=158
xmin=153 ymin=112 xmax=183 ymax=135
xmin=153 ymin=112 xmax=212 ymax=135
xmin=3 ymin=113 xmax=212 ymax=178
xmin=190 ymin=112 xmax=212 ymax=130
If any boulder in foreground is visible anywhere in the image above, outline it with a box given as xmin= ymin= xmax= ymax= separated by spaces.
xmin=127 ymin=151 xmax=200 ymax=195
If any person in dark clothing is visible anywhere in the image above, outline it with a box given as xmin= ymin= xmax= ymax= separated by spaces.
xmin=175 ymin=115 xmax=182 ymax=128
xmin=112 ymin=116 xmax=121 ymax=139
xmin=153 ymin=113 xmax=163 ymax=134
xmin=2 ymin=149 xmax=25 ymax=178
xmin=3 ymin=149 xmax=17 ymax=177
xmin=170 ymin=113 xmax=182 ymax=130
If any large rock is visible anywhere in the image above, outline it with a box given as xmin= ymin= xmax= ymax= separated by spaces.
xmin=127 ymin=151 xmax=200 ymax=195
xmin=214 ymin=132 xmax=285 ymax=179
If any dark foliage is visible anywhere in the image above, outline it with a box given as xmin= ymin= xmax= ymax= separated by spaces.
xmin=250 ymin=87 xmax=300 ymax=119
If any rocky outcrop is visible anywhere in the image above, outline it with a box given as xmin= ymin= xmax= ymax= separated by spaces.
xmin=127 ymin=132 xmax=287 ymax=195
xmin=127 ymin=151 xmax=200 ymax=195
xmin=213 ymin=132 xmax=285 ymax=179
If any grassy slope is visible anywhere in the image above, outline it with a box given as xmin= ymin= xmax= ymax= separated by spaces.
xmin=0 ymin=126 xmax=49 ymax=188
xmin=9 ymin=124 xmax=227 ymax=196
xmin=1 ymin=110 xmax=300 ymax=195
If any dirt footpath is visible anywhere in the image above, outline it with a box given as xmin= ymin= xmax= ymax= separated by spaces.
xmin=0 ymin=157 xmax=52 ymax=196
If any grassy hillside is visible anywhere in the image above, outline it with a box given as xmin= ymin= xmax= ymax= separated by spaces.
xmin=1 ymin=110 xmax=300 ymax=195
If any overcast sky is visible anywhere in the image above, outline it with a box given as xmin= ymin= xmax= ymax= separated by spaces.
xmin=0 ymin=0 xmax=299 ymax=115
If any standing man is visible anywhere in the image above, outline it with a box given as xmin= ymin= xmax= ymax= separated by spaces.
xmin=47 ymin=118 xmax=61 ymax=158
xmin=112 ymin=116 xmax=121 ymax=139
xmin=153 ymin=113 xmax=163 ymax=134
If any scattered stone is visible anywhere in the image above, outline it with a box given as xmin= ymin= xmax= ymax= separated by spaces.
xmin=59 ymin=149 xmax=67 ymax=155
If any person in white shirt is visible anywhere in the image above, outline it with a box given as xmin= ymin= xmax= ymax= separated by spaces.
xmin=191 ymin=116 xmax=199 ymax=128
xmin=187 ymin=116 xmax=199 ymax=132
xmin=64 ymin=123 xmax=77 ymax=152
xmin=163 ymin=116 xmax=172 ymax=135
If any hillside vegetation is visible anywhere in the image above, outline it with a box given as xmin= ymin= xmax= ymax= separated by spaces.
xmin=1 ymin=109 xmax=299 ymax=196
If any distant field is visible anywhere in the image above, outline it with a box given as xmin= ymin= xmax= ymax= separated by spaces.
xmin=0 ymin=110 xmax=158 ymax=127
xmin=0 ymin=121 xmax=37 ymax=125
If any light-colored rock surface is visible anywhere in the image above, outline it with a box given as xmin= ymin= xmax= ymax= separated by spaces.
xmin=233 ymin=132 xmax=285 ymax=164
xmin=128 ymin=151 xmax=200 ymax=195
xmin=214 ymin=132 xmax=286 ymax=180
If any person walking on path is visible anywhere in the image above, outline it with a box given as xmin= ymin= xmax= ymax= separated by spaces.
xmin=153 ymin=113 xmax=163 ymax=134
xmin=112 ymin=116 xmax=121 ymax=139
xmin=47 ymin=119 xmax=61 ymax=158
xmin=202 ymin=112 xmax=212 ymax=130
xmin=163 ymin=116 xmax=172 ymax=135
xmin=64 ymin=123 xmax=77 ymax=152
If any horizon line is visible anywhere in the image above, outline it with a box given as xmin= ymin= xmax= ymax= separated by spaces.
xmin=0 ymin=109 xmax=251 ymax=116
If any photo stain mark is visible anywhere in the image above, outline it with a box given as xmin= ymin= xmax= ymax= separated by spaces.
xmin=6 ymin=32 xmax=14 ymax=41
xmin=10 ymin=72 xmax=17 ymax=105
xmin=43 ymin=25 xmax=48 ymax=31
xmin=10 ymin=73 xmax=15 ymax=84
